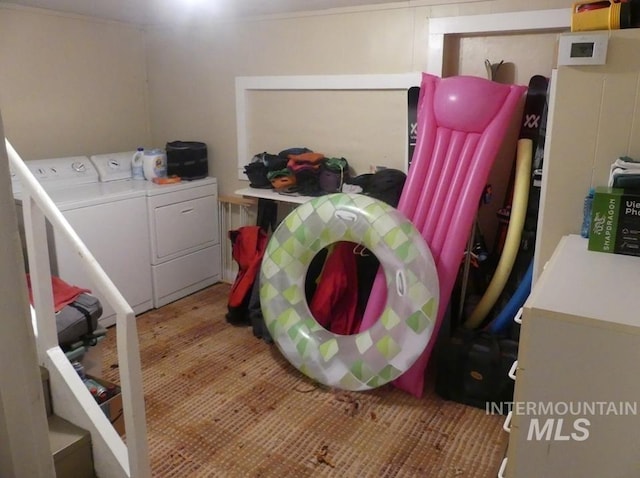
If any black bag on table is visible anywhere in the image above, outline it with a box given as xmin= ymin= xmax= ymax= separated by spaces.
xmin=435 ymin=329 xmax=518 ymax=413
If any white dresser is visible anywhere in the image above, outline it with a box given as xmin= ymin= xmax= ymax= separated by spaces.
xmin=503 ymin=235 xmax=640 ymax=477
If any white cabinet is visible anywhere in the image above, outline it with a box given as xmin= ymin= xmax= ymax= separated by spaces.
xmin=147 ymin=179 xmax=221 ymax=307
xmin=504 ymin=235 xmax=640 ymax=477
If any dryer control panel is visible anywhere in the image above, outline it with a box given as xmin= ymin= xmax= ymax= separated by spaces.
xmin=90 ymin=151 xmax=135 ymax=182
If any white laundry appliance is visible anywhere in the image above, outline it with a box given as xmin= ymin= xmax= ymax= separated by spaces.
xmin=11 ymin=155 xmax=153 ymax=328
xmin=89 ymin=151 xmax=221 ymax=308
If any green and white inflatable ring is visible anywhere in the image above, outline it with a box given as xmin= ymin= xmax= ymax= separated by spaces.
xmin=260 ymin=193 xmax=439 ymax=391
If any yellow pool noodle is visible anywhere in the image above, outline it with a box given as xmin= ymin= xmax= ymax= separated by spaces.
xmin=464 ymin=138 xmax=533 ymax=329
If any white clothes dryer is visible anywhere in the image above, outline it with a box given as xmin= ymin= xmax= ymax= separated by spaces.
xmin=12 ymin=156 xmax=153 ymax=327
xmin=90 ymin=151 xmax=221 ymax=308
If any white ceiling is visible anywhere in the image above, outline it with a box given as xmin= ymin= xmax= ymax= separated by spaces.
xmin=2 ymin=0 xmax=414 ymax=25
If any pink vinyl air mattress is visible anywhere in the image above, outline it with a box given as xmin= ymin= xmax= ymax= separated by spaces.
xmin=360 ymin=73 xmax=526 ymax=397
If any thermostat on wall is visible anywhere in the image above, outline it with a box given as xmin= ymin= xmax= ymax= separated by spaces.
xmin=558 ymin=33 xmax=609 ymax=66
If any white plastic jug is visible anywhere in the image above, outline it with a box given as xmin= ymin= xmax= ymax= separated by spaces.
xmin=132 ymin=147 xmax=145 ymax=180
xmin=143 ymin=149 xmax=167 ymax=180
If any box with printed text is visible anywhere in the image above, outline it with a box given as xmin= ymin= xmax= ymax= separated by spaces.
xmin=588 ymin=187 xmax=640 ymax=257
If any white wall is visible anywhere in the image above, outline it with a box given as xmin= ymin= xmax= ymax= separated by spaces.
xmin=144 ymin=1 xmax=571 ymax=197
xmin=144 ymin=7 xmax=424 ymax=186
xmin=0 ymin=1 xmax=570 ymax=185
xmin=0 ymin=5 xmax=151 ymax=160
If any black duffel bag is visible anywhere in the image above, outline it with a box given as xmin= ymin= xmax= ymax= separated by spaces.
xmin=435 ymin=329 xmax=518 ymax=413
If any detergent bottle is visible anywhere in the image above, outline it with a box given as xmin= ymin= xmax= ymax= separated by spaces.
xmin=131 ymin=147 xmax=145 ymax=180
xmin=143 ymin=149 xmax=167 ymax=180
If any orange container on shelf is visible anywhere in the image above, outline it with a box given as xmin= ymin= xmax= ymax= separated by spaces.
xmin=571 ymin=1 xmax=621 ymax=32
xmin=571 ymin=0 xmax=640 ymax=32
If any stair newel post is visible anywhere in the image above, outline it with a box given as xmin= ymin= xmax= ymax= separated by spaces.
xmin=21 ymin=191 xmax=59 ymax=355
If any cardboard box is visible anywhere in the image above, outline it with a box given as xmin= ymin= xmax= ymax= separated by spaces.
xmin=88 ymin=376 xmax=125 ymax=436
xmin=588 ymin=187 xmax=640 ymax=257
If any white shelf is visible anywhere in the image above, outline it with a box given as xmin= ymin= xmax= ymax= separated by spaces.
xmin=234 ymin=187 xmax=315 ymax=205
xmin=527 ymin=234 xmax=640 ymax=333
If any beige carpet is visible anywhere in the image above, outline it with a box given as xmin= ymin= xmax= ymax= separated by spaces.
xmin=100 ymin=283 xmax=507 ymax=477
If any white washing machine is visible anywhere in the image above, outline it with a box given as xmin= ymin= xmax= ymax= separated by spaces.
xmin=11 ymin=156 xmax=153 ymax=328
xmin=90 ymin=151 xmax=221 ymax=308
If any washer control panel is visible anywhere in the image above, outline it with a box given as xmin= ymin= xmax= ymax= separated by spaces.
xmin=23 ymin=156 xmax=99 ymax=189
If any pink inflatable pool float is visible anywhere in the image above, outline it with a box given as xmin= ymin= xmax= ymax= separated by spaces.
xmin=360 ymin=73 xmax=526 ymax=397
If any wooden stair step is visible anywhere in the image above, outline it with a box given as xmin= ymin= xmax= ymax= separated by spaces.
xmin=48 ymin=414 xmax=94 ymax=478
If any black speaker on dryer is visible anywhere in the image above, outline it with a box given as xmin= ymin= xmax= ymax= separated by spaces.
xmin=165 ymin=141 xmax=208 ymax=180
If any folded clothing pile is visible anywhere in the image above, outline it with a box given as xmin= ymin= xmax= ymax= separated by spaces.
xmin=609 ymin=156 xmax=640 ymax=191
xmin=266 ymin=168 xmax=296 ymax=190
xmin=319 ymin=157 xmax=350 ymax=193
xmin=284 ymin=150 xmax=325 ymax=196
xmin=243 ymin=147 xmax=353 ymax=196
xmin=244 ymin=152 xmax=287 ymax=188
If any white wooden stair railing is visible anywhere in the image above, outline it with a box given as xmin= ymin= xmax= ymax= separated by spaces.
xmin=6 ymin=139 xmax=151 ymax=478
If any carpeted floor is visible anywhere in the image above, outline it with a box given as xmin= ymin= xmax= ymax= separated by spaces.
xmin=100 ymin=283 xmax=507 ymax=477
